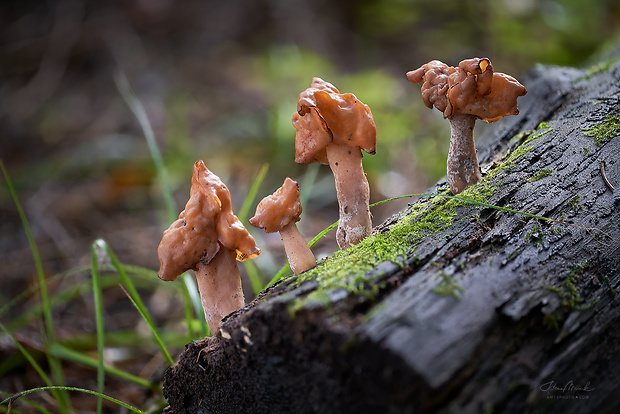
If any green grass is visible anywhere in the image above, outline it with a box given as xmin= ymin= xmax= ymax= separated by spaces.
xmin=95 ymin=239 xmax=174 ymax=365
xmin=90 ymin=243 xmax=106 ymax=413
xmin=238 ymin=163 xmax=271 ymax=296
xmin=1 ymin=161 xmax=169 ymax=413
xmin=2 ymin=386 xmax=147 ymax=414
xmin=1 ymin=161 xmax=71 ymax=412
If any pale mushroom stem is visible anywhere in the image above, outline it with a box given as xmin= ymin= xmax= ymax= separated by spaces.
xmin=195 ymin=248 xmax=245 ymax=334
xmin=447 ymin=113 xmax=482 ymax=195
xmin=325 ymin=143 xmax=372 ymax=249
xmin=279 ymin=221 xmax=316 ymax=274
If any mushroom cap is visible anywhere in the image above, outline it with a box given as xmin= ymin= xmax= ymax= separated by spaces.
xmin=406 ymin=60 xmax=453 ymax=114
xmin=407 ymin=58 xmax=527 ymax=123
xmin=249 ymin=177 xmax=302 ymax=233
xmin=292 ymin=77 xmax=377 ymax=165
xmin=157 ymin=160 xmax=260 ymax=281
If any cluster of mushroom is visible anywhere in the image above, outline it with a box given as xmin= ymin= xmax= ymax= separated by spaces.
xmin=155 ymin=58 xmax=526 ymax=335
xmin=155 ymin=78 xmax=378 ymax=334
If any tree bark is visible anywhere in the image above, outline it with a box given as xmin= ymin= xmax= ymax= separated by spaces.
xmin=162 ymin=62 xmax=620 ymax=414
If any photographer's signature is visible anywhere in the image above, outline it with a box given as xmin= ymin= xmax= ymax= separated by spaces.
xmin=540 ymin=380 xmax=595 ymax=399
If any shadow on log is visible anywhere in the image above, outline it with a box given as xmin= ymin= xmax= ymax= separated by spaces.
xmin=162 ymin=60 xmax=620 ymax=413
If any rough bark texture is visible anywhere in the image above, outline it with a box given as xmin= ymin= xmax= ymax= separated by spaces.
xmin=162 ymin=62 xmax=620 ymax=414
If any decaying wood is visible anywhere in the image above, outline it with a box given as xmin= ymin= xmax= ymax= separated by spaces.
xmin=162 ymin=62 xmax=620 ymax=414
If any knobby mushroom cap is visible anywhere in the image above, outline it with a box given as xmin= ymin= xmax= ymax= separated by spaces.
xmin=157 ymin=160 xmax=260 ymax=333
xmin=250 ymin=177 xmax=316 ymax=275
xmin=249 ymin=177 xmax=302 ymax=233
xmin=292 ymin=77 xmax=377 ymax=164
xmin=157 ymin=160 xmax=260 ymax=281
xmin=406 ymin=57 xmax=527 ymax=123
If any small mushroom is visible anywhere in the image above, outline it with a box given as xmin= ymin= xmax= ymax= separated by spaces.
xmin=407 ymin=58 xmax=527 ymax=194
xmin=157 ymin=160 xmax=260 ymax=334
xmin=292 ymin=77 xmax=377 ymax=249
xmin=249 ymin=177 xmax=316 ymax=275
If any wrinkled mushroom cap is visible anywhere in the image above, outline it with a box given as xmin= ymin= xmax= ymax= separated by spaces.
xmin=292 ymin=77 xmax=377 ymax=164
xmin=406 ymin=60 xmax=453 ymax=114
xmin=157 ymin=160 xmax=260 ymax=281
xmin=407 ymin=57 xmax=527 ymax=123
xmin=249 ymin=177 xmax=302 ymax=233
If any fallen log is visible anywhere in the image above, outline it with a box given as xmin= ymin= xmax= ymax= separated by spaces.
xmin=162 ymin=60 xmax=620 ymax=414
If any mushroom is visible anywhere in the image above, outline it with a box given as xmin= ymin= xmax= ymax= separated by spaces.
xmin=249 ymin=177 xmax=316 ymax=275
xmin=157 ymin=160 xmax=260 ymax=334
xmin=407 ymin=58 xmax=527 ymax=194
xmin=292 ymin=77 xmax=377 ymax=249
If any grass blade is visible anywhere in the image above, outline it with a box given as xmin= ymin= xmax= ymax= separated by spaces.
xmin=0 ymin=321 xmax=54 ymax=387
xmin=266 ymin=220 xmax=338 ymax=287
xmin=1 ymin=386 xmax=147 ymax=414
xmin=119 ymin=284 xmax=175 ymax=365
xmin=113 ymin=71 xmax=175 ymax=220
xmin=48 ymin=343 xmax=154 ymax=389
xmin=3 ymin=264 xmax=182 ymax=335
xmin=242 ymin=260 xmax=264 ymax=297
xmin=236 ymin=163 xmax=270 ymax=296
xmin=299 ymin=163 xmax=320 ymax=208
xmin=266 ymin=263 xmax=291 ymax=288
xmin=180 ymin=272 xmax=208 ymax=338
xmin=237 ymin=163 xmax=269 ymax=223
xmin=95 ymin=239 xmax=174 ymax=365
xmin=90 ymin=242 xmax=106 ymax=413
xmin=114 ymin=70 xmax=205 ymax=338
xmin=1 ymin=161 xmax=70 ymax=412
xmin=0 ymin=391 xmax=53 ymax=414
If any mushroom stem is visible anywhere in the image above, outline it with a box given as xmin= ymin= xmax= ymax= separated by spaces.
xmin=279 ymin=221 xmax=316 ymax=274
xmin=326 ymin=143 xmax=372 ymax=249
xmin=447 ymin=113 xmax=481 ymax=194
xmin=195 ymin=248 xmax=245 ymax=334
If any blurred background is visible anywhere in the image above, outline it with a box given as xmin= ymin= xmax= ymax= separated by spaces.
xmin=1 ymin=0 xmax=619 ymax=411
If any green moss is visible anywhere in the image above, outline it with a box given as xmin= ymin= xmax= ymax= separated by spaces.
xmin=542 ymin=260 xmax=601 ymax=330
xmin=582 ymin=115 xmax=620 ymax=146
xmin=505 ymin=248 xmax=523 ymax=264
xmin=501 ymin=124 xmax=553 ymax=166
xmin=287 ymin=183 xmax=492 ymax=310
xmin=582 ymin=147 xmax=589 ymax=156
xmin=603 ymin=275 xmax=618 ymax=296
xmin=525 ymin=225 xmax=545 ymax=247
xmin=527 ymin=169 xmax=553 ymax=182
xmin=559 ymin=195 xmax=582 ymax=222
xmin=574 ymin=57 xmax=620 ymax=82
xmin=567 ymin=195 xmax=583 ymax=211
xmin=431 ymin=271 xmax=464 ymax=300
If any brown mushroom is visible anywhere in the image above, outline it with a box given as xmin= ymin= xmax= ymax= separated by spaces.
xmin=292 ymin=77 xmax=377 ymax=249
xmin=249 ymin=177 xmax=316 ymax=275
xmin=157 ymin=160 xmax=260 ymax=334
xmin=407 ymin=58 xmax=527 ymax=194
